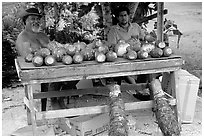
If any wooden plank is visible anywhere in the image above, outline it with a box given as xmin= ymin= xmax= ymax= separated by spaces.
xmin=36 ymin=101 xmax=153 ymax=120
xmin=24 ymin=97 xmax=38 ymax=112
xmin=24 ymin=85 xmax=32 ymax=125
xmin=19 ymin=58 xmax=183 ymax=82
xmin=33 ymin=83 xmax=148 ymax=99
xmin=36 ymin=99 xmax=176 ymax=120
xmin=22 ymin=66 xmax=181 ymax=84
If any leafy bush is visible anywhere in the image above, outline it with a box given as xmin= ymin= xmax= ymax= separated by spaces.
xmin=2 ymin=3 xmax=26 ymax=88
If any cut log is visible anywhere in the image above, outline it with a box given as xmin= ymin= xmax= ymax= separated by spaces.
xmin=150 ymin=79 xmax=181 ymax=136
xmin=108 ymin=84 xmax=128 ymax=136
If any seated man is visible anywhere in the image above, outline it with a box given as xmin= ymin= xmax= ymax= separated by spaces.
xmin=16 ymin=8 xmax=78 ymax=110
xmin=107 ymin=6 xmax=146 ymax=86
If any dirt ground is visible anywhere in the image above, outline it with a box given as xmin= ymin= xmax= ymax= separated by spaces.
xmin=1 ymin=2 xmax=202 ymax=136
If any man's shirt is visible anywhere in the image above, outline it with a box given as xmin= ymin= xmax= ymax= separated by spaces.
xmin=107 ymin=23 xmax=145 ymax=45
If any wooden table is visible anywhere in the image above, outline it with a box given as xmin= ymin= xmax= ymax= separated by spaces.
xmin=16 ymin=55 xmax=184 ymax=135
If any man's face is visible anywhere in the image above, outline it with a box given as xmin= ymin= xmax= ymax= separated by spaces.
xmin=118 ymin=11 xmax=129 ymax=25
xmin=26 ymin=15 xmax=41 ymax=33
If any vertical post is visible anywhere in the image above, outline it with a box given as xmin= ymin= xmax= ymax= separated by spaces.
xmin=27 ymin=84 xmax=38 ymax=135
xmin=171 ymin=71 xmax=182 ymax=127
xmin=157 ymin=2 xmax=164 ymax=42
xmin=25 ymin=85 xmax=32 ymax=125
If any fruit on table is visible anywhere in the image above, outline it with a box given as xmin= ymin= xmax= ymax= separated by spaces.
xmin=95 ymin=52 xmax=106 ymax=63
xmin=73 ymin=53 xmax=83 ymax=64
xmin=52 ymin=47 xmax=66 ymax=62
xmin=32 ymin=55 xmax=44 ymax=67
xmin=86 ymin=42 xmax=96 ymax=49
xmin=44 ymin=55 xmax=56 ymax=66
xmin=80 ymin=48 xmax=94 ymax=61
xmin=150 ymin=47 xmax=164 ymax=58
xmin=127 ymin=38 xmax=141 ymax=52
xmin=62 ymin=55 xmax=73 ymax=65
xmin=47 ymin=40 xmax=59 ymax=52
xmin=39 ymin=48 xmax=51 ymax=58
xmin=144 ymin=34 xmax=156 ymax=43
xmin=157 ymin=41 xmax=166 ymax=49
xmin=106 ymin=51 xmax=117 ymax=62
xmin=140 ymin=43 xmax=155 ymax=53
xmin=163 ymin=47 xmax=173 ymax=57
xmin=73 ymin=41 xmax=86 ymax=52
xmin=114 ymin=40 xmax=130 ymax=57
xmin=137 ymin=50 xmax=149 ymax=59
xmin=126 ymin=49 xmax=137 ymax=60
xmin=64 ymin=44 xmax=76 ymax=56
xmin=95 ymin=39 xmax=104 ymax=48
xmin=24 ymin=53 xmax=34 ymax=62
xmin=98 ymin=45 xmax=109 ymax=54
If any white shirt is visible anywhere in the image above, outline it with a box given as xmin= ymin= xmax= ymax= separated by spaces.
xmin=107 ymin=23 xmax=145 ymax=45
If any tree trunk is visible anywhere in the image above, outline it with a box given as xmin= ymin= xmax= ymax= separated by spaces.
xmin=157 ymin=2 xmax=164 ymax=42
xmin=38 ymin=2 xmax=46 ymax=31
xmin=127 ymin=2 xmax=139 ymax=23
xmin=54 ymin=2 xmax=59 ymax=40
xmin=108 ymin=84 xmax=128 ymax=136
xmin=101 ymin=2 xmax=112 ymax=40
xmin=150 ymin=79 xmax=181 ymax=136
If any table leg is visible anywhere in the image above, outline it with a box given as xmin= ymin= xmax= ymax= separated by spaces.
xmin=25 ymin=85 xmax=31 ymax=125
xmin=161 ymin=72 xmax=173 ymax=95
xmin=171 ymin=70 xmax=182 ymax=126
xmin=27 ymin=84 xmax=38 ymax=135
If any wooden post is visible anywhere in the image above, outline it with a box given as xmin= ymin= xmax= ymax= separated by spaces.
xmin=157 ymin=2 xmax=164 ymax=42
xmin=27 ymin=84 xmax=38 ymax=135
xmin=25 ymin=85 xmax=32 ymax=125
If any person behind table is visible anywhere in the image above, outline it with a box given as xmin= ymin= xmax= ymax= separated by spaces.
xmin=107 ymin=6 xmax=148 ymax=86
xmin=16 ymin=8 xmax=77 ymax=110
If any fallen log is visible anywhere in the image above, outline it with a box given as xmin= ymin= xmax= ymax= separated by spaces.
xmin=108 ymin=84 xmax=128 ymax=136
xmin=150 ymin=79 xmax=181 ymax=136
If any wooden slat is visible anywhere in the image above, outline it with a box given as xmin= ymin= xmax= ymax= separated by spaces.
xmin=19 ymin=57 xmax=183 ymax=83
xmin=36 ymin=101 xmax=153 ymax=120
xmin=33 ymin=83 xmax=148 ymax=99
xmin=36 ymin=99 xmax=176 ymax=120
xmin=24 ymin=97 xmax=38 ymax=112
xmin=23 ymin=66 xmax=180 ymax=84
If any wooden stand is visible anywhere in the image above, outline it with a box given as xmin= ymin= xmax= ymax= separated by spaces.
xmin=15 ymin=55 xmax=184 ymax=135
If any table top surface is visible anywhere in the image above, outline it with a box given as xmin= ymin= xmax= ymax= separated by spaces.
xmin=16 ymin=55 xmax=184 ymax=84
